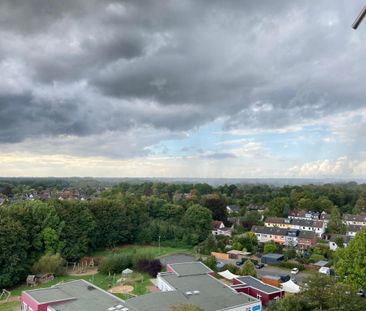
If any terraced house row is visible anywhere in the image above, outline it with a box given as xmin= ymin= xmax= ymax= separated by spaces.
xmin=253 ymin=211 xmax=366 ymax=250
xmin=251 ymin=226 xmax=317 ymax=249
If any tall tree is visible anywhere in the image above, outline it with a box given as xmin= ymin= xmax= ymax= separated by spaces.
xmin=88 ymin=200 xmax=132 ymax=249
xmin=334 ymin=227 xmax=366 ymax=289
xmin=57 ymin=202 xmax=96 ymax=261
xmin=326 ymin=207 xmax=346 ymax=234
xmin=182 ymin=204 xmax=212 ymax=242
xmin=0 ymin=216 xmax=29 ymax=287
xmin=202 ymin=193 xmax=227 ymax=221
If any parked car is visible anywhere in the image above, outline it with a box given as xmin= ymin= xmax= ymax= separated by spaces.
xmin=357 ymin=290 xmax=365 ymax=298
xmin=291 ymin=268 xmax=299 ymax=275
xmin=236 ymin=260 xmax=244 ymax=266
xmin=216 ymin=261 xmax=225 ymax=269
xmin=318 ymin=267 xmax=331 ymax=275
xmin=255 ymin=263 xmax=264 ymax=269
xmin=280 ymin=275 xmax=290 ymax=282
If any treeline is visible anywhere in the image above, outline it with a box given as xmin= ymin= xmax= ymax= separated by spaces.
xmin=0 ymin=197 xmax=212 ymax=288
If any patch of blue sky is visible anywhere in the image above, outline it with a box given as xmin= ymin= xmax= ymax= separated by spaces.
xmin=149 ymin=120 xmax=356 ymax=161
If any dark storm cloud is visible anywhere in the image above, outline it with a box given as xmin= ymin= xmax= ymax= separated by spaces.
xmin=0 ymin=0 xmax=366 ymax=156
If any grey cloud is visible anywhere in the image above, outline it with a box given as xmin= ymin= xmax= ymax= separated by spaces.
xmin=0 ymin=0 xmax=366 ymax=157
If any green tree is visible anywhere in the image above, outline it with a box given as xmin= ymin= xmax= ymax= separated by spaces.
xmin=267 ymin=295 xmax=306 ymax=311
xmin=334 ymin=227 xmax=366 ymax=289
xmin=42 ymin=227 xmax=65 ymax=254
xmin=57 ymin=202 xmax=96 ymax=261
xmin=264 ymin=241 xmax=277 ymax=254
xmin=240 ymin=260 xmax=257 ymax=277
xmin=88 ymin=200 xmax=132 ymax=249
xmin=0 ymin=216 xmax=29 ymax=287
xmin=266 ymin=197 xmax=290 ymax=217
xmin=354 ymin=190 xmax=366 ymax=213
xmin=202 ymin=193 xmax=227 ymax=221
xmin=326 ymin=207 xmax=346 ymax=234
xmin=182 ymin=204 xmax=212 ymax=242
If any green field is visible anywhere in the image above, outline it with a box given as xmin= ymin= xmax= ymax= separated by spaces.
xmin=0 ymin=301 xmax=19 ymax=311
xmin=93 ymin=245 xmax=193 ymax=258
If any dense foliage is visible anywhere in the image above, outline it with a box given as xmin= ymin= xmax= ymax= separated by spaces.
xmin=268 ymin=274 xmax=365 ymax=311
xmin=1 ymin=180 xmax=366 ymax=289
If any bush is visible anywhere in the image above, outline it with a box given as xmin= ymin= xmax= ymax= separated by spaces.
xmin=223 ymin=264 xmax=240 ymax=275
xmin=99 ymin=254 xmax=133 ymax=274
xmin=272 ymin=261 xmax=305 ymax=271
xmin=32 ymin=253 xmax=66 ymax=276
xmin=138 ymin=259 xmax=162 ymax=277
xmin=99 ymin=253 xmax=156 ymax=275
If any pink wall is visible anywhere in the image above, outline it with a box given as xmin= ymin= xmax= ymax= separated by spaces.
xmin=21 ymin=292 xmax=41 ymax=311
xmin=20 ymin=292 xmax=73 ymax=311
xmin=232 ymin=282 xmax=284 ymax=306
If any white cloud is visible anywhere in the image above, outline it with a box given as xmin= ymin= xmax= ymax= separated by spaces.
xmin=287 ymin=156 xmax=366 ymax=177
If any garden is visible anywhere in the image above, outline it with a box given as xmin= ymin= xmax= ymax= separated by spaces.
xmin=0 ymin=245 xmax=194 ymax=311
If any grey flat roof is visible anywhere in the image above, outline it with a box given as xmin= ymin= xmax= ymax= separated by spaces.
xmin=261 ymin=253 xmax=284 ymax=259
xmin=237 ymin=276 xmax=282 ymax=294
xmin=127 ymin=272 xmax=257 ymax=311
xmin=313 ymin=260 xmax=329 ymax=267
xmin=26 ymin=280 xmax=132 ymax=311
xmin=25 ymin=287 xmax=75 ymax=304
xmin=168 ymin=261 xmax=213 ymax=276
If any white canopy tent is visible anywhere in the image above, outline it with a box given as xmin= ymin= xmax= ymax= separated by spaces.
xmin=281 ymin=280 xmax=300 ymax=293
xmin=218 ymin=270 xmax=239 ymax=280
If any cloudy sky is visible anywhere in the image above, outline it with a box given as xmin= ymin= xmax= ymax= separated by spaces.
xmin=1 ymin=0 xmax=366 ymax=178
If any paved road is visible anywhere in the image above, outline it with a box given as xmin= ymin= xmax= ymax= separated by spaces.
xmin=218 ymin=258 xmax=311 ymax=285
xmin=159 ymin=253 xmax=196 ymax=266
xmin=255 ymin=265 xmax=310 ymax=285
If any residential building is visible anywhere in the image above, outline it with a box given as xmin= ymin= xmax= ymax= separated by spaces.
xmin=252 ymin=226 xmax=287 ymax=245
xmin=264 ymin=217 xmax=293 ymax=229
xmin=342 ymin=214 xmax=366 ymax=227
xmin=346 ymin=224 xmax=364 ymax=237
xmin=212 ymin=221 xmax=232 ymax=237
xmin=247 ymin=204 xmax=265 ymax=212
xmin=264 ymin=217 xmax=325 ymax=237
xmin=320 ymin=212 xmax=331 ymax=224
xmin=291 ymin=219 xmax=325 ymax=237
xmin=328 ymin=234 xmax=351 ymax=251
xmin=297 ymin=231 xmax=317 ymax=249
xmin=251 ymin=226 xmax=316 ymax=249
xmin=226 ymin=205 xmax=241 ymax=214
xmin=288 ymin=210 xmax=320 ymax=220
xmin=232 ymin=276 xmax=285 ymax=306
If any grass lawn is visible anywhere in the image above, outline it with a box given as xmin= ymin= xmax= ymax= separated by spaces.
xmin=93 ymin=245 xmax=193 ymax=258
xmin=0 ymin=301 xmax=19 ymax=311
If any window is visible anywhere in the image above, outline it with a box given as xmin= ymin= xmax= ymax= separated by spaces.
xmin=257 ymin=294 xmax=262 ymax=299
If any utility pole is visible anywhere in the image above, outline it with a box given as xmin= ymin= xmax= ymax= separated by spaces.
xmin=352 ymin=5 xmax=366 ymax=29
xmin=158 ymin=235 xmax=161 ymax=255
